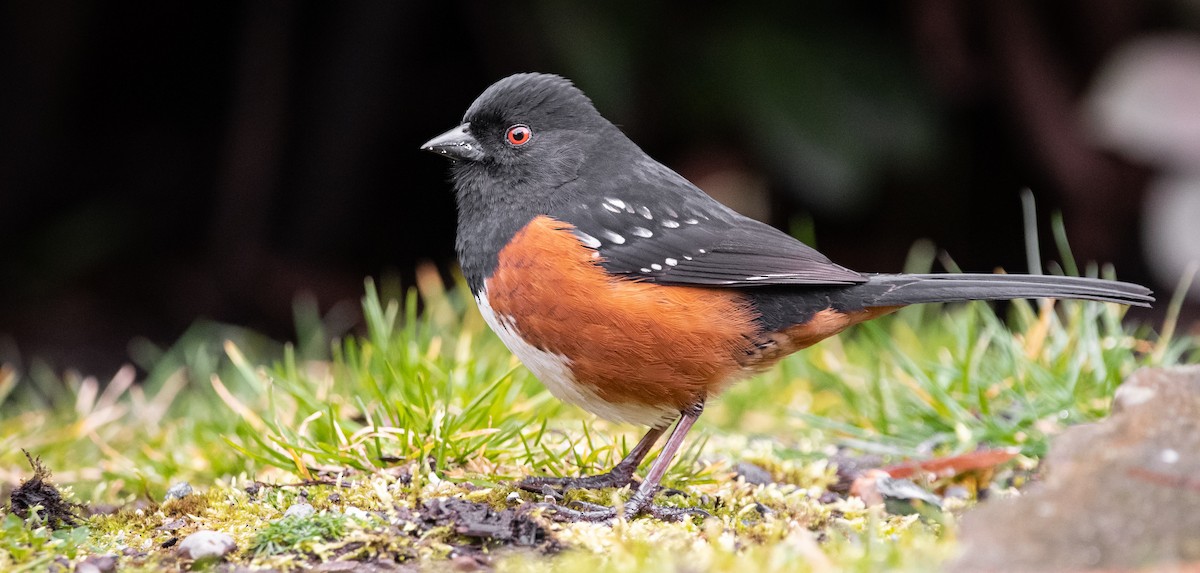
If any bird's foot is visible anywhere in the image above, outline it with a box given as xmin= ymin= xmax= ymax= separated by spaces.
xmin=532 ymin=499 xmax=709 ymax=523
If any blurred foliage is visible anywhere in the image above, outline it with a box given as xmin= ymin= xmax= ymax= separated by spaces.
xmin=535 ymin=2 xmax=942 ymax=214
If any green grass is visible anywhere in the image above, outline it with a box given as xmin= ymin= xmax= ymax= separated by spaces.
xmin=0 ymin=511 xmax=90 ymax=573
xmin=219 ymin=276 xmax=561 ymax=480
xmin=250 ymin=512 xmax=349 ymax=556
xmin=718 ymin=291 xmax=1160 ymax=457
xmin=1 ymin=249 xmax=1195 ymax=570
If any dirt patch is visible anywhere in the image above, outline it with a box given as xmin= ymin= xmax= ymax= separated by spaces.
xmin=8 ymin=450 xmax=82 ymax=529
xmin=421 ymin=498 xmax=550 ymax=548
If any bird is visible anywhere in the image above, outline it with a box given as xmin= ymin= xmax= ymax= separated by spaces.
xmin=420 ymin=72 xmax=1154 ymax=521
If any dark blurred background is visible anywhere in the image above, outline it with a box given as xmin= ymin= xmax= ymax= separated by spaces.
xmin=3 ymin=1 xmax=1199 ymax=377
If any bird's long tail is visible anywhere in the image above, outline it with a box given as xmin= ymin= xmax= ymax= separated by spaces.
xmin=859 ymin=273 xmax=1154 ymax=308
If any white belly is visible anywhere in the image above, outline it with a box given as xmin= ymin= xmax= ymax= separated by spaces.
xmin=475 ymin=290 xmax=678 ymax=428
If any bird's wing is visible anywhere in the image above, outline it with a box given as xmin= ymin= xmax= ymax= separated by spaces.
xmin=555 ymin=170 xmax=866 ymax=287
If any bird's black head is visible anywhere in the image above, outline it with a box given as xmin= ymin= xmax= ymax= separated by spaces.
xmin=421 ymin=73 xmax=624 ymax=206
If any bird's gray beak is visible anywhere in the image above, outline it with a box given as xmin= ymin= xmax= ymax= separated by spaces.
xmin=420 ymin=123 xmax=485 ymax=162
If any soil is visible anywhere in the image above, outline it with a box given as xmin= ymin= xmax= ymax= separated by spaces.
xmin=8 ymin=450 xmax=82 ymax=529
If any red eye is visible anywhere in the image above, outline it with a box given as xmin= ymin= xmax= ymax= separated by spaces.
xmin=506 ymin=124 xmax=532 ymax=146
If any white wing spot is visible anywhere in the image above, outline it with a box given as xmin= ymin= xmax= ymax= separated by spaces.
xmin=574 ymin=231 xmax=602 ymax=249
xmin=604 ymin=197 xmax=626 ymax=209
xmin=602 ymin=230 xmax=626 ymax=245
xmin=665 ymin=258 xmax=678 ymax=266
xmin=662 ymin=220 xmax=680 ymax=228
xmin=640 ymin=267 xmax=652 ymax=273
xmin=684 ymin=218 xmax=699 ymax=225
xmin=630 ymin=226 xmax=653 ymax=238
xmin=665 ymin=207 xmax=679 ymax=218
xmin=651 ymin=263 xmax=663 ymax=271
xmin=637 ymin=206 xmax=652 ymax=219
xmin=698 ymin=249 xmax=707 ymax=254
xmin=624 ymin=205 xmax=635 ymax=213
xmin=683 ymin=255 xmax=693 ymax=260
xmin=603 ymin=203 xmax=622 ymax=213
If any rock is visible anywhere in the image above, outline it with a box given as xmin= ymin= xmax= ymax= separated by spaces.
xmin=177 ymin=530 xmax=236 ymax=561
xmin=450 ymin=553 xmax=490 ymax=571
xmin=283 ymin=502 xmax=316 ymax=518
xmin=74 ymin=554 xmax=116 ymax=573
xmin=950 ymin=366 xmax=1200 ymax=572
xmin=733 ymin=461 xmax=774 ymax=485
xmin=74 ymin=563 xmax=100 ymax=573
xmin=163 ymin=482 xmax=193 ymax=501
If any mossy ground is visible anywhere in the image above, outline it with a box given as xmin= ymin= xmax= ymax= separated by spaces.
xmin=1 ymin=258 xmax=1195 ymax=571
xmin=69 ymin=440 xmax=956 ymax=571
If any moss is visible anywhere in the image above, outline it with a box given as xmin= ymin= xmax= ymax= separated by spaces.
xmin=161 ymin=493 xmax=210 ymax=518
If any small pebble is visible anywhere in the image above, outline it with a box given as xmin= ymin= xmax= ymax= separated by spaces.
xmin=506 ymin=491 xmax=522 ymax=503
xmin=163 ymin=482 xmax=193 ymax=501
xmin=283 ymin=503 xmax=316 ymax=518
xmin=733 ymin=461 xmax=774 ymax=485
xmin=451 ymin=554 xmax=490 ymax=571
xmin=75 ymin=554 xmax=117 ymax=573
xmin=177 ymin=530 xmax=236 ymax=560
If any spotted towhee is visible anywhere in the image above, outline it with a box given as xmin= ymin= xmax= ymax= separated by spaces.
xmin=421 ymin=73 xmax=1153 ymax=521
